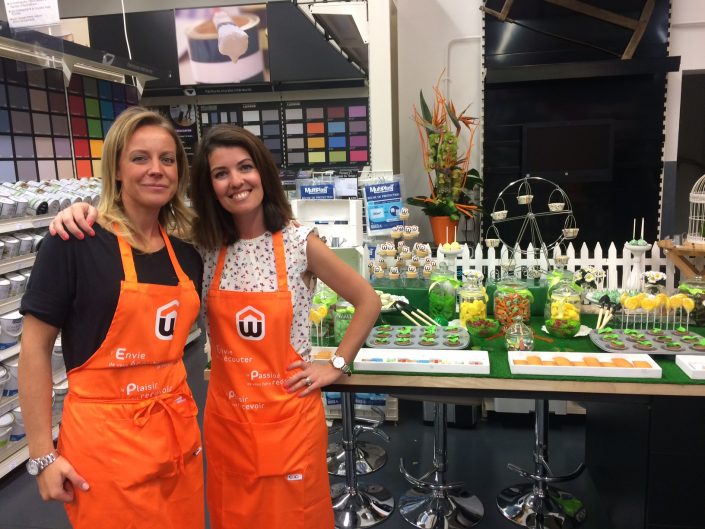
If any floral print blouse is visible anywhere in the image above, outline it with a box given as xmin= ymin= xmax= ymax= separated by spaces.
xmin=200 ymin=224 xmax=316 ymax=359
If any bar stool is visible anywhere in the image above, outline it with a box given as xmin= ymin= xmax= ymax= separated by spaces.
xmin=328 ymin=404 xmax=388 ymax=476
xmin=497 ymin=399 xmax=587 ymax=529
xmin=399 ymin=402 xmax=484 ymax=529
xmin=330 ymin=392 xmax=395 ymax=528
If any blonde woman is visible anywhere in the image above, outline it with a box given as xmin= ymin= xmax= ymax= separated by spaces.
xmin=19 ymin=107 xmax=204 ymax=529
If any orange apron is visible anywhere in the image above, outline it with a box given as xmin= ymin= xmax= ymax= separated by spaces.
xmin=204 ymin=231 xmax=333 ymax=529
xmin=59 ymin=227 xmax=204 ymax=529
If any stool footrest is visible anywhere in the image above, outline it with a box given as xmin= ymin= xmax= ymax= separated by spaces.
xmin=507 ymin=462 xmax=586 ymax=484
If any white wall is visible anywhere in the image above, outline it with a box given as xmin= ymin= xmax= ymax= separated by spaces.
xmin=664 ymin=0 xmax=705 ymax=162
xmin=396 ymin=0 xmax=484 ymax=242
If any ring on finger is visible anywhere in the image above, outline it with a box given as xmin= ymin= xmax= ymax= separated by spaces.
xmin=305 ymin=376 xmax=313 ymax=386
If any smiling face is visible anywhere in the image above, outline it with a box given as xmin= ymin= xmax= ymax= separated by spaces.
xmin=116 ymin=125 xmax=178 ymax=215
xmin=209 ymin=145 xmax=266 ymax=233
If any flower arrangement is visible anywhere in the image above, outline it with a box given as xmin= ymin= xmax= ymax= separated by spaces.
xmin=573 ymin=267 xmax=606 ymax=290
xmin=407 ymin=73 xmax=482 ymax=221
xmin=643 ymin=271 xmax=666 ymax=286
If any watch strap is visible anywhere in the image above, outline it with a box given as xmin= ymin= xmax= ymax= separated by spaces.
xmin=27 ymin=450 xmax=59 ymax=475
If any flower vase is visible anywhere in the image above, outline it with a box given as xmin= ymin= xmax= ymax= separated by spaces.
xmin=429 ymin=216 xmax=459 ymax=246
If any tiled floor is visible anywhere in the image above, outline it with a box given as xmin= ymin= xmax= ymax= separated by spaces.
xmin=0 ymin=337 xmax=608 ymax=528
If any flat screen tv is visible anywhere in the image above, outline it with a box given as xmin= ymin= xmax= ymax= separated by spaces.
xmin=522 ymin=120 xmax=614 ymax=182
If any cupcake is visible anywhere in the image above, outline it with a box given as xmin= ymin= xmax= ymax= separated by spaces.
xmin=373 ymin=266 xmax=385 ymax=280
xmin=663 ymin=341 xmax=683 ymax=351
xmin=600 ymin=333 xmax=620 ymax=341
xmin=444 ymin=334 xmax=462 ymax=347
xmin=626 ymin=332 xmax=646 ymax=342
xmin=419 ymin=336 xmax=437 ymax=346
xmin=654 ymin=335 xmax=672 ymax=343
xmin=399 ymin=207 xmax=410 ymax=221
xmin=403 ymin=226 xmax=415 ymax=241
xmin=376 ymin=324 xmax=392 ymax=332
xmin=682 ymin=335 xmax=699 ymax=342
xmin=391 ymin=226 xmax=403 ymax=239
xmin=406 ymin=266 xmax=418 ymax=279
xmin=647 ymin=327 xmax=665 ymax=336
xmin=674 ymin=326 xmax=689 ymax=336
xmin=388 ymin=266 xmax=400 ymax=280
xmin=400 ymin=246 xmax=412 ymax=260
xmin=607 ymin=339 xmax=626 ymax=350
xmin=623 ymin=329 xmax=639 ymax=336
xmin=374 ymin=336 xmax=390 ymax=346
xmin=422 ymin=264 xmax=433 ymax=279
xmin=415 ymin=243 xmax=430 ymax=258
xmin=634 ymin=340 xmax=656 ymax=351
xmin=395 ymin=337 xmax=412 ymax=346
xmin=690 ymin=339 xmax=705 ymax=351
xmin=444 ymin=326 xmax=462 ymax=334
xmin=397 ymin=326 xmax=413 ymax=337
xmin=597 ymin=327 xmax=614 ymax=335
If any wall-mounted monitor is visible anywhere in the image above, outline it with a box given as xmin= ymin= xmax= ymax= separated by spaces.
xmin=522 ymin=120 xmax=614 ymax=182
xmin=174 ymin=4 xmax=269 ymax=86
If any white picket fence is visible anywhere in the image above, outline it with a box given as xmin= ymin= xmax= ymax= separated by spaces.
xmin=438 ymin=241 xmax=680 ymax=291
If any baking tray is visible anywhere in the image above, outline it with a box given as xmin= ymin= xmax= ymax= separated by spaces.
xmin=675 ymin=355 xmax=705 ymax=379
xmin=509 ymin=351 xmax=661 ymax=378
xmin=354 ymin=348 xmax=490 ymax=375
xmin=366 ymin=325 xmax=470 ymax=349
xmin=588 ymin=328 xmax=705 ymax=355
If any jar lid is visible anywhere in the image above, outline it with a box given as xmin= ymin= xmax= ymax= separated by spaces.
xmin=0 ymin=412 xmax=14 ymax=427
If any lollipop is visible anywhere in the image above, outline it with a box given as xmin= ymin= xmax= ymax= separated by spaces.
xmin=683 ymin=297 xmax=696 ymax=331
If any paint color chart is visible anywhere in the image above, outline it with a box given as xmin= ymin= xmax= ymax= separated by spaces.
xmin=0 ymin=59 xmax=74 ymax=182
xmin=199 ymin=103 xmax=283 ymax=166
xmin=67 ymin=74 xmax=138 ymax=178
xmin=283 ymin=98 xmax=369 ymax=167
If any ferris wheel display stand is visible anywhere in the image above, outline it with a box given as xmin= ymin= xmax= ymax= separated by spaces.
xmin=485 ymin=175 xmax=579 ymax=271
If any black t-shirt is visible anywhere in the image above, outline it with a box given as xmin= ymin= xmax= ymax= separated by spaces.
xmin=20 ymin=224 xmax=203 ymax=371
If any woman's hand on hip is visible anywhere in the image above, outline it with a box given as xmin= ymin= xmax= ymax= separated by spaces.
xmin=49 ymin=202 xmax=97 ymax=240
xmin=285 ymin=359 xmax=341 ymax=397
xmin=37 ymin=456 xmax=90 ymax=502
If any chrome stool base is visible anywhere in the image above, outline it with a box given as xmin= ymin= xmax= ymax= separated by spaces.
xmin=399 ymin=488 xmax=484 ymax=529
xmin=331 ymin=482 xmax=395 ymax=529
xmin=497 ymin=483 xmax=586 ymax=529
xmin=328 ymin=441 xmax=388 ymax=476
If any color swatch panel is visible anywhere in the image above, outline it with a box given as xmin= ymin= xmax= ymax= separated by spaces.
xmin=67 ymin=74 xmax=138 ymax=178
xmin=283 ymin=98 xmax=369 ymax=167
xmin=242 ymin=103 xmax=282 ymax=166
xmin=0 ymin=59 xmax=73 ymax=182
xmin=200 ymin=103 xmax=240 ymax=134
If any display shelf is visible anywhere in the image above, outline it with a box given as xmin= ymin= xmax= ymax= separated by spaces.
xmin=0 ymin=254 xmax=36 ymax=276
xmin=0 ymin=343 xmax=19 ymax=363
xmin=0 ymin=395 xmax=18 ymax=417
xmin=186 ymin=328 xmax=201 ymax=345
xmin=0 ymin=295 xmax=22 ymax=315
xmin=323 ymin=395 xmax=399 ymax=422
xmin=0 ymin=215 xmax=52 ymax=235
xmin=0 ymin=423 xmax=60 ymax=480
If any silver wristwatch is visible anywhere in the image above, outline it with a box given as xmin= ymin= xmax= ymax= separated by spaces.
xmin=26 ymin=450 xmax=59 ymax=476
xmin=330 ymin=354 xmax=352 ymax=376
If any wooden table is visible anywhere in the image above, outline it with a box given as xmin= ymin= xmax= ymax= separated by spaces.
xmin=658 ymin=238 xmax=705 ymax=279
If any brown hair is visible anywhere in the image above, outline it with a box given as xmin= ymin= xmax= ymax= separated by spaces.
xmin=98 ymin=106 xmax=193 ymax=248
xmin=191 ymin=125 xmax=292 ymax=249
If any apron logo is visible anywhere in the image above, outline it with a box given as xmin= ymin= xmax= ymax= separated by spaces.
xmin=287 ymin=473 xmax=303 ymax=481
xmin=235 ymin=306 xmax=265 ymax=341
xmin=155 ymin=300 xmax=180 ymax=341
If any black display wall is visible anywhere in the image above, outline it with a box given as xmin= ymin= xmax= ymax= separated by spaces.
xmin=483 ymin=0 xmax=674 ymax=247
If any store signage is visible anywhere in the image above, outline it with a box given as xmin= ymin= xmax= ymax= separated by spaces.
xmin=300 ymin=183 xmax=335 ymax=200
xmin=363 ymin=180 xmax=403 ymax=234
xmin=4 ymin=0 xmax=60 ymax=28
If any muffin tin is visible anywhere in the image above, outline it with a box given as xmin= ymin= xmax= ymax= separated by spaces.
xmin=589 ymin=328 xmax=705 ymax=355
xmin=366 ymin=325 xmax=470 ymax=349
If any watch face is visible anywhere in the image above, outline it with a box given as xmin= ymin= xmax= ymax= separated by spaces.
xmin=26 ymin=459 xmax=39 ymax=476
xmin=332 ymin=356 xmax=346 ymax=369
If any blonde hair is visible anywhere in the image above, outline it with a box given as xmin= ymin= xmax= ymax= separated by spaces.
xmin=97 ymin=106 xmax=193 ymax=250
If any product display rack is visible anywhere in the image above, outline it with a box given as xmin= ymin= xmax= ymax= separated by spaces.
xmin=0 ymin=422 xmax=61 ymax=480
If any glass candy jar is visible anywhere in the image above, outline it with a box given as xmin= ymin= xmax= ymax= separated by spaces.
xmin=505 ymin=316 xmax=534 ymax=351
xmin=678 ymin=276 xmax=705 ymax=326
xmin=544 ymin=280 xmax=582 ymax=338
xmin=428 ymin=263 xmax=458 ymax=324
xmin=493 ymin=276 xmax=533 ymax=330
xmin=333 ymin=299 xmax=355 ymax=344
xmin=459 ymin=275 xmax=487 ymax=328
